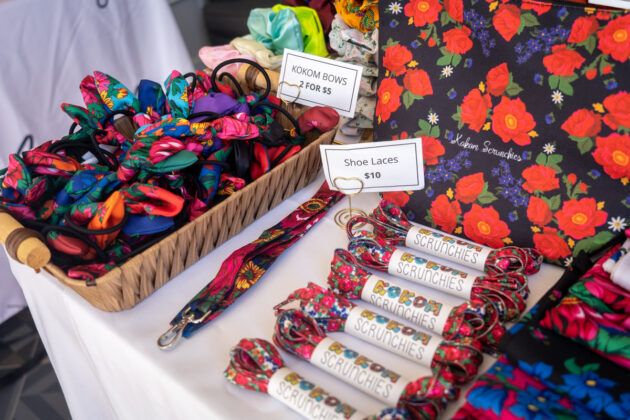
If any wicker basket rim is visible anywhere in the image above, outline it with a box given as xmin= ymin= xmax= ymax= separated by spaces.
xmin=45 ymin=127 xmax=335 ymax=289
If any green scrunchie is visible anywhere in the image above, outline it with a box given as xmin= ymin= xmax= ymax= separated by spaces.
xmin=247 ymin=8 xmax=304 ymax=56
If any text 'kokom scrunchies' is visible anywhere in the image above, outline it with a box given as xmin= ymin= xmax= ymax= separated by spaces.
xmin=274 ymin=282 xmax=483 ymax=384
xmin=328 ymin=249 xmax=506 ymax=354
xmin=346 ymin=220 xmax=529 ymax=323
xmin=372 ymin=200 xmax=543 ymax=276
xmin=273 ymin=309 xmax=460 ymax=420
xmin=224 ymin=337 xmax=409 ymax=420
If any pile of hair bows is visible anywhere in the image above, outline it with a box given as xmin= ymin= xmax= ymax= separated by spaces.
xmin=0 ymin=60 xmax=339 ymax=282
xmin=224 ymin=198 xmax=543 ymax=419
xmin=199 ymin=0 xmax=379 ymax=137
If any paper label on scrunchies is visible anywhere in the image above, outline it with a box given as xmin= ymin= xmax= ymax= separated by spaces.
xmin=310 ymin=337 xmax=411 ymax=407
xmin=405 ymin=224 xmax=492 ymax=272
xmin=387 ymin=249 xmax=476 ymax=299
xmin=345 ymin=306 xmax=441 ymax=368
xmin=267 ymin=367 xmax=366 ymax=420
xmin=360 ymin=275 xmax=454 ymax=336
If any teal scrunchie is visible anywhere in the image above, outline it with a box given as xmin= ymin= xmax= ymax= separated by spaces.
xmin=247 ymin=8 xmax=304 ymax=56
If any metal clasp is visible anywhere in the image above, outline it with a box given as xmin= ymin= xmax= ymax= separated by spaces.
xmin=157 ymin=308 xmax=213 ymax=350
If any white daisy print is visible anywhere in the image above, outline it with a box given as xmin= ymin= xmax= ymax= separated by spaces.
xmin=608 ymin=216 xmax=627 ymax=232
xmin=551 ymin=90 xmax=563 ymax=104
xmin=564 ymin=256 xmax=573 ymax=268
xmin=442 ymin=65 xmax=454 ymax=78
xmin=543 ymin=143 xmax=555 ymax=154
xmin=428 ymin=112 xmax=439 ymax=125
xmin=388 ymin=2 xmax=402 ymax=14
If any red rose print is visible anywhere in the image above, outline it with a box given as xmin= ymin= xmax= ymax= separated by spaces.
xmin=521 ymin=1 xmax=551 ymax=16
xmin=382 ymin=191 xmax=410 ymax=208
xmin=455 ymin=172 xmax=485 ymax=204
xmin=422 ymin=137 xmax=445 ymax=165
xmin=444 ymin=0 xmax=463 ymax=22
xmin=533 ymin=227 xmax=571 ymax=260
xmin=493 ymin=4 xmax=521 ymax=42
xmin=602 ymin=65 xmax=612 ymax=75
xmin=403 ymin=69 xmax=433 ymax=97
xmin=429 ymin=194 xmax=461 ymax=233
xmin=460 ymin=88 xmax=492 ymax=132
xmin=443 ymin=26 xmax=473 ymax=55
xmin=567 ymin=173 xmax=577 ymax=185
xmin=597 ymin=14 xmax=630 ymax=63
xmin=486 ymin=62 xmax=510 ymax=96
xmin=491 ymin=96 xmax=536 ymax=146
xmin=527 ymin=196 xmax=552 ymax=226
xmin=561 ymin=109 xmax=602 ymax=138
xmin=383 ymin=44 xmax=412 ymax=75
xmin=592 ymin=133 xmax=630 ymax=179
xmin=555 ymin=197 xmax=607 ymax=240
xmin=596 ymin=10 xmax=612 ymax=21
xmin=463 ymin=204 xmax=510 ymax=248
xmin=376 ymin=78 xmax=403 ymax=122
xmin=522 ymin=164 xmax=560 ymax=193
xmin=586 ymin=68 xmax=597 ymax=80
xmin=603 ymin=91 xmax=630 ymax=130
xmin=568 ymin=16 xmax=599 ymax=44
xmin=404 ymin=0 xmax=442 ymax=27
xmin=542 ymin=44 xmax=585 ymax=77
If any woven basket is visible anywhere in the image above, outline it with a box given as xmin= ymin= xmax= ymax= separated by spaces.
xmin=8 ymin=66 xmax=336 ymax=311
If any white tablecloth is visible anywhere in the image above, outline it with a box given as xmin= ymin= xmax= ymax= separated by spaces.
xmin=0 ymin=0 xmax=193 ymax=325
xmin=9 ymin=173 xmax=563 ymax=419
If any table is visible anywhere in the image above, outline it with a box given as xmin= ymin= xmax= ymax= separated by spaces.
xmin=9 ymin=173 xmax=563 ymax=419
xmin=0 ymin=0 xmax=193 ymax=325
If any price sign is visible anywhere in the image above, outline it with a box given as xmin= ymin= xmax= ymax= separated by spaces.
xmin=278 ymin=50 xmax=363 ymax=118
xmin=319 ymin=139 xmax=425 ymax=193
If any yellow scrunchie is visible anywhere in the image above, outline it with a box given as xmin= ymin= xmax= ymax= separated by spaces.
xmin=334 ymin=0 xmax=379 ymax=33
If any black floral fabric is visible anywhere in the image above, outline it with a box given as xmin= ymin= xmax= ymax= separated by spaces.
xmin=375 ymin=0 xmax=630 ymax=266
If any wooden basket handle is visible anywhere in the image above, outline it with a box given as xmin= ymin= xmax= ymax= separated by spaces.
xmin=238 ymin=63 xmax=280 ymax=93
xmin=0 ymin=208 xmax=50 ymax=269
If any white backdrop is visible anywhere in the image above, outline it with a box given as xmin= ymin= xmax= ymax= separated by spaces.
xmin=9 ymin=173 xmax=564 ymax=419
xmin=0 ymin=0 xmax=193 ymax=324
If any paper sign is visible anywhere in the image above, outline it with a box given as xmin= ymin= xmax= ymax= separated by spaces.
xmin=319 ymin=139 xmax=424 ymax=193
xmin=589 ymin=0 xmax=630 ymax=10
xmin=267 ymin=367 xmax=366 ymax=420
xmin=278 ymin=49 xmax=363 ymax=118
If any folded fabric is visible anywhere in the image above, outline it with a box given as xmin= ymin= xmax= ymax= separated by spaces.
xmin=341 ymin=96 xmax=375 ymax=130
xmin=453 ymin=354 xmax=630 ymax=420
xmin=283 ymin=0 xmax=335 ymax=35
xmin=496 ymin=252 xmax=630 ymax=419
xmin=540 ymin=244 xmax=630 ymax=369
xmin=198 ymin=45 xmax=255 ymax=77
xmin=334 ymin=0 xmax=378 ymax=33
xmin=230 ymin=36 xmax=283 ymax=70
xmin=247 ymin=8 xmax=304 ymax=56
xmin=272 ymin=4 xmax=328 ymax=57
xmin=329 ymin=13 xmax=378 ymax=64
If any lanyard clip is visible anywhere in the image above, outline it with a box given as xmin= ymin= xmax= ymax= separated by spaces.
xmin=157 ymin=308 xmax=213 ymax=350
